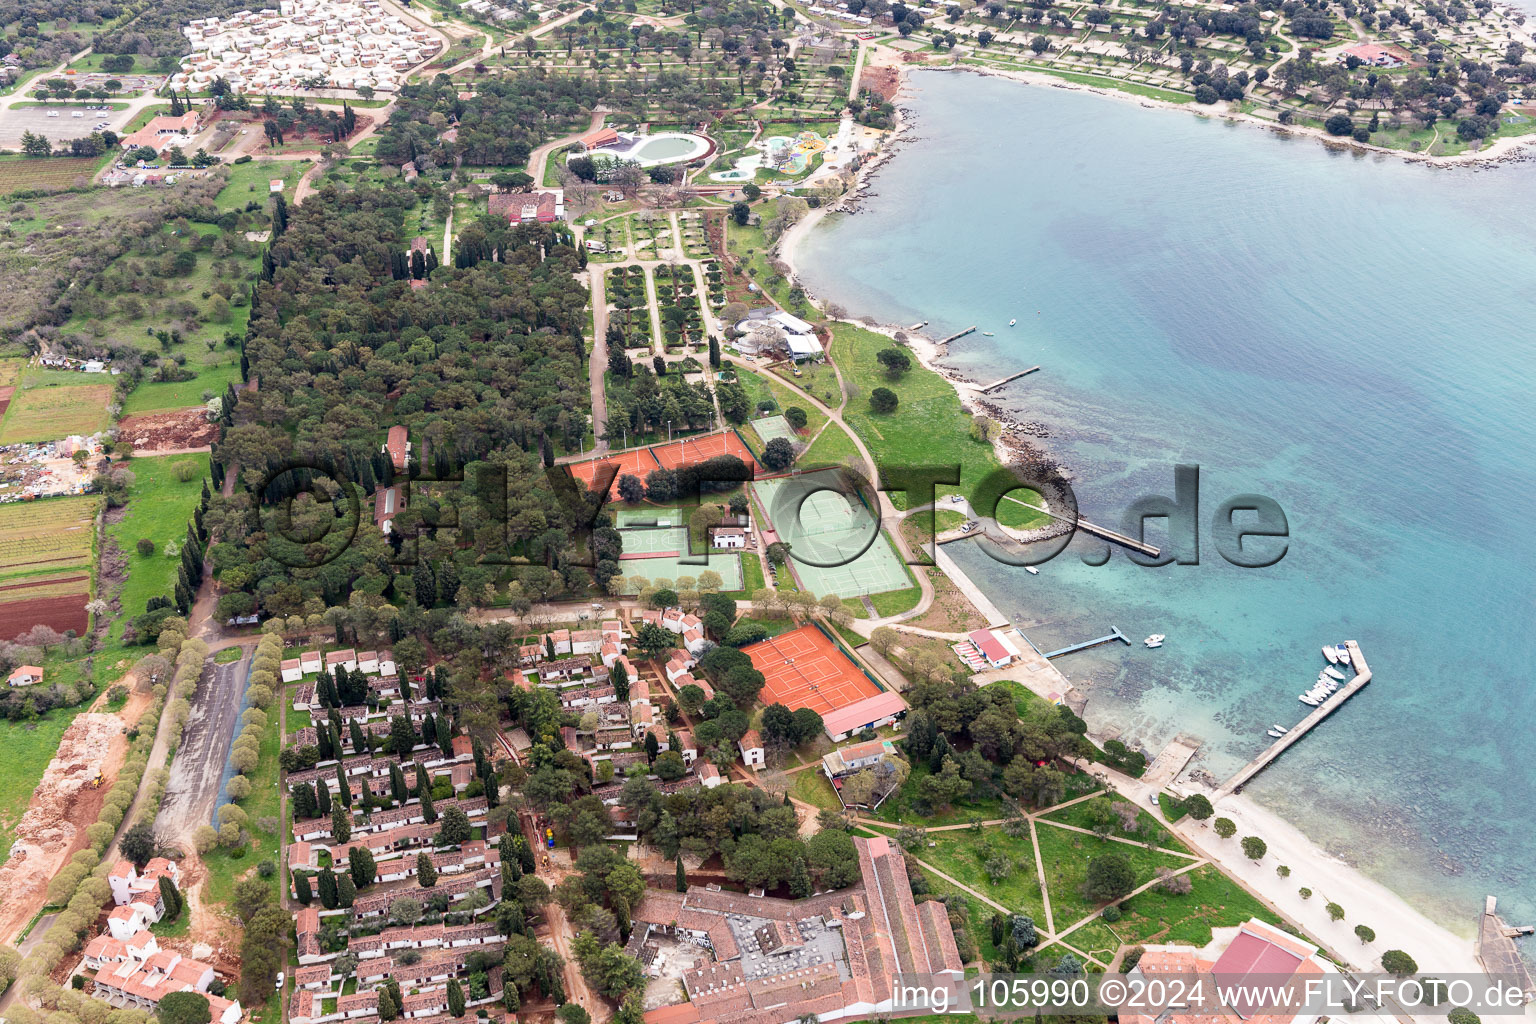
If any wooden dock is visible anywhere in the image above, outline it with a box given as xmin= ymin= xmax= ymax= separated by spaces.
xmin=936 ymin=326 xmax=976 ymax=346
xmin=1214 ymin=641 xmax=1371 ymax=800
xmin=908 ymin=321 xmax=929 ymax=331
xmin=977 ymin=365 xmax=1041 ymax=394
xmin=1477 ymin=896 xmax=1536 ymax=999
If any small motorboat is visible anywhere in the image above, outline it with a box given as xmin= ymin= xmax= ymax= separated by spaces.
xmin=1272 ymin=724 xmax=1289 ymax=734
xmin=1266 ymin=728 xmax=1285 ymax=738
xmin=1299 ymin=694 xmax=1321 ymax=706
xmin=1144 ymin=634 xmax=1165 ymax=649
xmin=982 ymin=331 xmax=995 ymax=336
xmin=1322 ymin=645 xmax=1339 ymax=664
xmin=1008 ymin=318 xmax=1017 ymax=326
xmin=1024 ymin=565 xmax=1039 ymax=575
xmin=1336 ymin=644 xmax=1351 ymax=665
xmin=1323 ymin=666 xmax=1346 ymax=681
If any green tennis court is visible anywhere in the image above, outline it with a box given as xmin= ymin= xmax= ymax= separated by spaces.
xmin=615 ymin=552 xmax=743 ymax=592
xmin=752 ymin=414 xmax=796 ymax=444
xmin=752 ymin=472 xmax=911 ymax=599
xmin=619 ymin=526 xmax=688 ymax=555
xmin=615 ymin=507 xmax=682 ymax=527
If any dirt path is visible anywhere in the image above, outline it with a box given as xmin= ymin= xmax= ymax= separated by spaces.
xmin=0 ymin=713 xmax=128 ymax=943
xmin=156 ymin=648 xmax=252 ymax=852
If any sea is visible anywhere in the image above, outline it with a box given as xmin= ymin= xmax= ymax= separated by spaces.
xmin=792 ymin=70 xmax=1536 ymax=936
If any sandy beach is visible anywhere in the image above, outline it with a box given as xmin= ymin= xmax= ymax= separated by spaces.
xmin=768 ymin=73 xmax=1515 ymax=988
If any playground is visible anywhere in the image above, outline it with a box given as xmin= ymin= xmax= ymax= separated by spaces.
xmin=709 ymin=130 xmax=828 ymax=182
xmin=742 ymin=624 xmax=881 ymax=717
xmin=752 ymin=472 xmax=910 ymax=599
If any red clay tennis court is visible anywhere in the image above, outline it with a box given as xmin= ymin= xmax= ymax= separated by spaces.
xmin=568 ymin=448 xmax=661 ymax=499
xmin=743 ymin=624 xmax=881 ymax=716
xmin=650 ymin=431 xmax=759 ymax=471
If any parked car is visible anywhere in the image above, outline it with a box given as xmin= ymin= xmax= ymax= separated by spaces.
xmin=275 ymin=972 xmax=284 ymax=990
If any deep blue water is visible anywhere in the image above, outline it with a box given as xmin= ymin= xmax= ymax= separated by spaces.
xmin=795 ymin=72 xmax=1536 ymax=934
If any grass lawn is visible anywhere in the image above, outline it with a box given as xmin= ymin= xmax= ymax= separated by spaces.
xmin=800 ymin=419 xmax=863 ymax=469
xmin=1103 ymin=863 xmax=1282 ymax=947
xmin=122 ymin=362 xmax=242 ymax=416
xmin=864 ymin=759 xmax=1013 ymax=826
xmin=215 ymin=646 xmax=243 ymax=664
xmin=0 ymin=381 xmax=112 ymax=443
xmin=1040 ymin=795 xmax=1191 ymax=854
xmin=868 ymin=579 xmax=922 ymax=617
xmin=830 ymin=323 xmax=1016 ymax=511
xmin=94 ymin=454 xmax=209 ymax=686
xmin=0 ymin=706 xmax=89 ymax=862
xmin=735 ymin=368 xmax=827 ymax=437
xmin=1033 ymin=824 xmax=1191 ymax=930
xmin=789 ymin=768 xmax=841 ymax=810
xmin=923 ymin=826 xmax=1048 ymax=923
xmin=215 ymin=159 xmax=308 ymax=212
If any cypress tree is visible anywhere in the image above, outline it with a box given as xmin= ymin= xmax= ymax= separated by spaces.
xmin=420 ymin=785 xmax=437 ymax=825
xmin=318 ymin=868 xmax=339 ymax=909
xmin=676 ymin=856 xmax=687 ymax=893
xmin=336 ymin=763 xmax=352 ymax=807
xmin=294 ymin=871 xmax=313 ymax=905
xmin=390 ymin=762 xmax=408 ymax=805
xmin=447 ymin=979 xmax=465 ymax=1018
xmin=417 ymin=851 xmax=437 ymax=888
xmin=316 ymin=778 xmax=332 ymax=817
xmin=436 ymin=715 xmax=453 ymax=760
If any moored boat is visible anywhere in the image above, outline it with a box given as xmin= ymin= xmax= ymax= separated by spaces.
xmin=1322 ymin=645 xmax=1339 ymax=664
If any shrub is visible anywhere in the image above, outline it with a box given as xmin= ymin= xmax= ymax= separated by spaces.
xmin=136 ymin=538 xmax=155 ymax=556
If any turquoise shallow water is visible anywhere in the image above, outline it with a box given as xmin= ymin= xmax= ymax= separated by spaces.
xmin=794 ymin=71 xmax=1536 ymax=936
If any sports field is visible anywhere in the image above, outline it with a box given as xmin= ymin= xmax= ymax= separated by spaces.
xmin=751 ymin=414 xmax=796 ymax=444
xmin=615 ymin=551 xmax=742 ymax=592
xmin=752 ymin=472 xmax=910 ymax=598
xmin=618 ymin=526 xmax=688 ymax=556
xmin=742 ymin=624 xmax=880 ymax=716
xmin=570 ymin=447 xmax=661 ymax=500
xmin=651 ymin=430 xmax=758 ymax=470
xmin=614 ymin=507 xmax=683 ymax=527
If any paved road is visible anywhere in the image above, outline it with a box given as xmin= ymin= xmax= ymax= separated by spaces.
xmin=157 ymin=648 xmax=253 ymax=850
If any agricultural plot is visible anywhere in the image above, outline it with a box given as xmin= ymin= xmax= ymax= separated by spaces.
xmin=0 ymin=156 xmax=106 ymax=196
xmin=0 ymin=383 xmax=111 ymax=444
xmin=0 ymin=494 xmax=98 ymax=637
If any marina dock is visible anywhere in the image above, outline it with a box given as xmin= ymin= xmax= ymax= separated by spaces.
xmin=1043 ymin=627 xmax=1129 ymax=659
xmin=1214 ymin=641 xmax=1371 ymax=800
xmin=1477 ymin=896 xmax=1536 ymax=1000
xmin=977 ymin=365 xmax=1041 ymax=393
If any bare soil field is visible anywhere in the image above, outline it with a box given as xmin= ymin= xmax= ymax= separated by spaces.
xmin=0 ymin=592 xmax=88 ymax=637
xmin=118 ymin=408 xmax=219 ymax=453
xmin=0 ymin=713 xmax=127 ymax=943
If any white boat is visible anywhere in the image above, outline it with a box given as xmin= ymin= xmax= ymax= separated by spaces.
xmin=1323 ymin=666 xmax=1346 ymax=681
xmin=1272 ymin=724 xmax=1289 ymax=734
xmin=1144 ymin=634 xmax=1165 ymax=648
xmin=1322 ymin=645 xmax=1338 ymax=664
xmin=1008 ymin=318 xmax=1017 ymax=326
xmin=982 ymin=331 xmax=994 ymax=336
xmin=1024 ymin=565 xmax=1039 ymax=575
xmin=1266 ymin=728 xmax=1285 ymax=738
xmin=1336 ymin=644 xmax=1351 ymax=665
xmin=1299 ymin=694 xmax=1321 ymax=706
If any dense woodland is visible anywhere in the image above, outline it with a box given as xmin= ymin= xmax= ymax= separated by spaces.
xmin=377 ymin=75 xmax=604 ymax=170
xmin=203 ymin=181 xmax=597 ymax=620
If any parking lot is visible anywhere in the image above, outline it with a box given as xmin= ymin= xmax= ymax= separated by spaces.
xmin=0 ymin=105 xmax=128 ymax=149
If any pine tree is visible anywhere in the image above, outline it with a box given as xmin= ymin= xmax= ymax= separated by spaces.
xmin=417 ymin=851 xmax=438 ymax=888
xmin=318 ymin=868 xmax=339 ymax=909
xmin=159 ymin=875 xmax=183 ymax=919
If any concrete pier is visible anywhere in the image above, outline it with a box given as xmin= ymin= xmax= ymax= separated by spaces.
xmin=1043 ymin=628 xmax=1129 ymax=659
xmin=977 ymin=365 xmax=1041 ymax=393
xmin=1214 ymin=641 xmax=1371 ymax=800
xmin=1477 ymin=896 xmax=1536 ymax=1000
